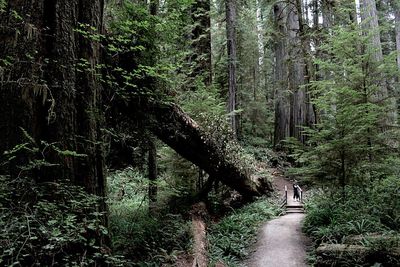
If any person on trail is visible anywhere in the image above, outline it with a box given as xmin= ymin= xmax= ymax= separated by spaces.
xmin=293 ymin=182 xmax=302 ymax=202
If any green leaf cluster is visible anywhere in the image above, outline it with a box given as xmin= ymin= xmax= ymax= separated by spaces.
xmin=0 ymin=178 xmax=128 ymax=266
xmin=288 ymin=23 xmax=399 ymax=186
xmin=303 ymin=180 xmax=400 ymax=266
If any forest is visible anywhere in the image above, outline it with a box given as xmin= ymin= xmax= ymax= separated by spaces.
xmin=0 ymin=0 xmax=399 ymax=266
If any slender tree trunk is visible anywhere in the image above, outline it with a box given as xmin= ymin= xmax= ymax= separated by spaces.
xmin=146 ymin=0 xmax=159 ymax=214
xmin=312 ymin=0 xmax=321 ymax=83
xmin=319 ymin=0 xmax=335 ymax=84
xmin=190 ymin=0 xmax=212 ymax=194
xmin=226 ymin=0 xmax=238 ymax=137
xmin=273 ymin=3 xmax=290 ymax=147
xmin=148 ymin=139 xmax=158 ymax=212
xmin=395 ymin=8 xmax=400 ymax=71
xmin=150 ymin=0 xmax=158 ymax=15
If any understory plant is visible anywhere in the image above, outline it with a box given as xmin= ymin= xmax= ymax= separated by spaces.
xmin=287 ymin=22 xmax=400 ymax=187
xmin=107 ymin=168 xmax=192 ymax=266
xmin=0 ymin=176 xmax=126 ymax=266
xmin=303 ymin=176 xmax=400 ymax=266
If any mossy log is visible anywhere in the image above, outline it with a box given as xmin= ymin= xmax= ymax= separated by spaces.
xmin=317 ymin=243 xmax=400 ymax=255
xmin=316 ymin=243 xmax=400 ymax=266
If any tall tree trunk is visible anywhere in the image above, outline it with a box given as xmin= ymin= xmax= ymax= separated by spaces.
xmin=360 ymin=0 xmax=396 ymax=124
xmin=146 ymin=0 xmax=159 ymax=214
xmin=322 ymin=0 xmax=334 ymax=28
xmin=0 ymin=0 xmax=106 ymax=219
xmin=273 ymin=3 xmax=290 ymax=147
xmin=273 ymin=0 xmax=316 ymax=147
xmin=395 ymin=8 xmax=400 ymax=71
xmin=226 ymin=0 xmax=238 ymax=137
xmin=360 ymin=0 xmax=384 ymax=62
xmin=312 ymin=0 xmax=321 ymax=82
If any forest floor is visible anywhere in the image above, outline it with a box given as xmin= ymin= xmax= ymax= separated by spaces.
xmin=246 ymin=169 xmax=310 ymax=267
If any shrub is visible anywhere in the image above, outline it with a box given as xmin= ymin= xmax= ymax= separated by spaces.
xmin=0 ymin=176 xmax=127 ymax=266
xmin=303 ymin=180 xmax=400 ymax=266
xmin=107 ymin=168 xmax=192 ymax=265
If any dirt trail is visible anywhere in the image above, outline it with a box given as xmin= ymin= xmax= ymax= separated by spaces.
xmin=246 ymin=169 xmax=310 ymax=267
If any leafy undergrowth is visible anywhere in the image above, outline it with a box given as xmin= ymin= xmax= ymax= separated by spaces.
xmin=207 ymin=198 xmax=282 ymax=267
xmin=0 ymin=177 xmax=126 ymax=266
xmin=108 ymin=168 xmax=192 ymax=266
xmin=304 ymin=176 xmax=400 ymax=266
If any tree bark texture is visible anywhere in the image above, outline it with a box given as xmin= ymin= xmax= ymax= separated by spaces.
xmin=360 ymin=0 xmax=397 ymax=125
xmin=322 ymin=0 xmax=335 ymax=28
xmin=360 ymin=0 xmax=384 ymax=62
xmin=395 ymin=7 xmax=400 ymax=71
xmin=273 ymin=2 xmax=290 ymax=146
xmin=226 ymin=0 xmax=238 ymax=137
xmin=137 ymin=100 xmax=271 ymax=198
xmin=0 ymin=0 xmax=105 ymax=197
xmin=273 ymin=1 xmax=316 ymax=147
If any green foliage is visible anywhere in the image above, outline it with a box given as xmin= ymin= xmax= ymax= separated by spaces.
xmin=236 ymin=3 xmax=274 ymax=145
xmin=0 ymin=0 xmax=5 ymax=11
xmin=2 ymin=128 xmax=87 ymax=176
xmin=158 ymin=146 xmax=200 ymax=202
xmin=208 ymin=198 xmax=281 ymax=266
xmin=370 ymin=175 xmax=400 ymax=231
xmin=0 ymin=177 xmax=127 ymax=266
xmin=102 ymin=3 xmax=165 ymax=96
xmin=304 ymin=177 xmax=400 ymax=242
xmin=304 ymin=179 xmax=400 ymax=266
xmin=107 ymin=168 xmax=191 ymax=265
xmin=288 ymin=23 xmax=399 ymax=186
xmin=304 ymin=189 xmax=385 ymax=243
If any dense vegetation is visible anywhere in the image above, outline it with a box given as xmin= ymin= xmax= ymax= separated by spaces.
xmin=0 ymin=0 xmax=399 ymax=266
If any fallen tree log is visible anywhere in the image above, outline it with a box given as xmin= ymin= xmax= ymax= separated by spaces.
xmin=316 ymin=243 xmax=400 ymax=266
xmin=190 ymin=202 xmax=208 ymax=267
xmin=317 ymin=243 xmax=400 ymax=255
xmin=136 ymin=100 xmax=272 ymax=198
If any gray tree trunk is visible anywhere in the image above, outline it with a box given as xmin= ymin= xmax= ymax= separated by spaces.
xmin=360 ymin=0 xmax=397 ymax=124
xmin=322 ymin=0 xmax=334 ymax=28
xmin=226 ymin=0 xmax=238 ymax=137
xmin=273 ymin=3 xmax=291 ymax=146
xmin=273 ymin=0 xmax=316 ymax=147
xmin=360 ymin=0 xmax=384 ymax=62
xmin=395 ymin=8 xmax=400 ymax=70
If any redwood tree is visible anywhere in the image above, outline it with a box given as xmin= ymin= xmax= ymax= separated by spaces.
xmin=226 ymin=0 xmax=238 ymax=137
xmin=273 ymin=0 xmax=316 ymax=147
xmin=0 ymin=1 xmax=105 ymax=199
